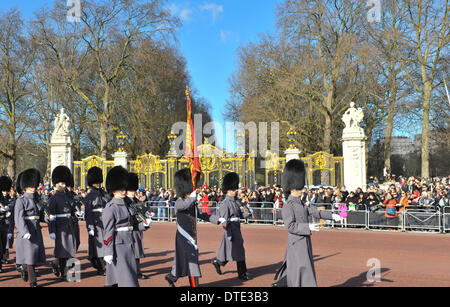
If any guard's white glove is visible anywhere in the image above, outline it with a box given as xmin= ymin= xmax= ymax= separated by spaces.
xmin=218 ymin=217 xmax=226 ymax=225
xmin=190 ymin=191 xmax=197 ymax=198
xmin=104 ymin=255 xmax=113 ymax=265
xmin=7 ymin=233 xmax=13 ymax=240
xmin=332 ymin=214 xmax=342 ymax=222
xmin=144 ymin=218 xmax=153 ymax=227
xmin=49 ymin=233 xmax=56 ymax=240
xmin=309 ymin=223 xmax=320 ymax=232
xmin=75 ymin=211 xmax=83 ymax=218
xmin=23 ymin=233 xmax=31 ymax=240
xmin=88 ymin=230 xmax=95 ymax=237
xmin=49 ymin=215 xmax=56 ymax=222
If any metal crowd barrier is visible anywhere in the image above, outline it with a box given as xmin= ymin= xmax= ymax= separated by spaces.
xmin=140 ymin=200 xmax=448 ymax=234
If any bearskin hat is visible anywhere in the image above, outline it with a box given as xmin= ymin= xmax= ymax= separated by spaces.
xmin=106 ymin=166 xmax=129 ymax=194
xmin=126 ymin=173 xmax=139 ymax=191
xmin=282 ymin=159 xmax=306 ymax=194
xmin=20 ymin=169 xmax=41 ymax=189
xmin=174 ymin=168 xmax=193 ymax=197
xmin=52 ymin=166 xmax=72 ymax=186
xmin=15 ymin=172 xmax=24 ymax=195
xmin=222 ymin=172 xmax=239 ymax=193
xmin=87 ymin=167 xmax=103 ymax=187
xmin=0 ymin=176 xmax=12 ymax=192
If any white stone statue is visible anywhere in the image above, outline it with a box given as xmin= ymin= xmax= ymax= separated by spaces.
xmin=342 ymin=102 xmax=364 ymax=133
xmin=53 ymin=108 xmax=71 ymax=136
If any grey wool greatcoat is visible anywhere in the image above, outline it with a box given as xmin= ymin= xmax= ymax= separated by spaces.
xmin=48 ymin=190 xmax=79 ymax=259
xmin=102 ymin=197 xmax=147 ymax=287
xmin=83 ymin=188 xmax=107 ymax=259
xmin=125 ymin=196 xmax=147 ymax=259
xmin=275 ymin=195 xmax=333 ymax=287
xmin=216 ymin=195 xmax=251 ymax=263
xmin=6 ymin=198 xmax=16 ymax=249
xmin=170 ymin=196 xmax=220 ymax=278
xmin=14 ymin=193 xmax=46 ymax=266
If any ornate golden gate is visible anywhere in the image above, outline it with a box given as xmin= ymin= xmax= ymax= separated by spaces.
xmin=73 ymin=156 xmax=115 ymax=189
xmin=265 ymin=151 xmax=343 ymax=187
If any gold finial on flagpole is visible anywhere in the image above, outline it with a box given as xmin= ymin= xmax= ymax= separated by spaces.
xmin=185 ymin=85 xmax=191 ymax=97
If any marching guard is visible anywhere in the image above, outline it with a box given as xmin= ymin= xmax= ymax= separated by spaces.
xmin=14 ymin=169 xmax=46 ymax=287
xmin=0 ymin=176 xmax=13 ymax=270
xmin=125 ymin=172 xmax=150 ymax=280
xmin=273 ymin=159 xmax=341 ymax=287
xmin=48 ymin=166 xmax=79 ymax=282
xmin=165 ymin=168 xmax=224 ymax=288
xmin=212 ymin=172 xmax=252 ymax=281
xmin=102 ymin=166 xmax=152 ymax=287
xmin=83 ymin=167 xmax=108 ymax=275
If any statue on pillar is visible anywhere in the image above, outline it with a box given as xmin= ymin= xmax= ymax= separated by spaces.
xmin=53 ymin=108 xmax=71 ymax=136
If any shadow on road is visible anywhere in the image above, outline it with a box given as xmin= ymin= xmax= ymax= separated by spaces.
xmin=332 ymin=268 xmax=393 ymax=287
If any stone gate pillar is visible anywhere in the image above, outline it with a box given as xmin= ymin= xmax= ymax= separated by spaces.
xmin=342 ymin=102 xmax=366 ymax=192
xmin=51 ymin=108 xmax=73 ymax=174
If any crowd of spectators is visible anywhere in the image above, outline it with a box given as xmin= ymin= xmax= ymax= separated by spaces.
xmin=29 ymin=174 xmax=449 ymax=226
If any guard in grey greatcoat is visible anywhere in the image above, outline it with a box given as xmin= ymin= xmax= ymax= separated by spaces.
xmin=125 ymin=172 xmax=150 ymax=280
xmin=212 ymin=172 xmax=252 ymax=280
xmin=12 ymin=172 xmax=25 ymax=277
xmin=0 ymin=176 xmax=13 ymax=269
xmin=83 ymin=167 xmax=108 ymax=275
xmin=102 ymin=166 xmax=152 ymax=287
xmin=48 ymin=166 xmax=79 ymax=282
xmin=165 ymin=168 xmax=223 ymax=288
xmin=14 ymin=169 xmax=46 ymax=287
xmin=273 ymin=159 xmax=341 ymax=287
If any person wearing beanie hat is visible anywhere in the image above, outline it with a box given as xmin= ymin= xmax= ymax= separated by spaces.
xmin=165 ymin=168 xmax=224 ymax=288
xmin=14 ymin=168 xmax=46 ymax=287
xmin=0 ymin=176 xmax=13 ymax=266
xmin=83 ymin=167 xmax=108 ymax=275
xmin=212 ymin=172 xmax=252 ymax=281
xmin=124 ymin=172 xmax=152 ymax=280
xmin=48 ymin=165 xmax=79 ymax=282
xmin=273 ymin=159 xmax=341 ymax=287
xmin=102 ymin=166 xmax=151 ymax=287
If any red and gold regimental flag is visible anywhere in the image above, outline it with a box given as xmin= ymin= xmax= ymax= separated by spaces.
xmin=185 ymin=86 xmax=202 ymax=191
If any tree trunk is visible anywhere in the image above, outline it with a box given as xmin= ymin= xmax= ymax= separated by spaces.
xmin=421 ymin=83 xmax=431 ymax=179
xmin=7 ymin=131 xmax=16 ymax=179
xmin=383 ymin=90 xmax=397 ymax=171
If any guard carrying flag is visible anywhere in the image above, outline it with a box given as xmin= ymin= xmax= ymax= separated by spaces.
xmin=165 ymin=169 xmax=224 ymax=288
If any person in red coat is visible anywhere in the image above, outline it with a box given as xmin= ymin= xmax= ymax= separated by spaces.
xmin=384 ymin=191 xmax=399 ymax=228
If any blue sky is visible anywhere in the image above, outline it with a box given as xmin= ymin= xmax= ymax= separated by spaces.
xmin=0 ymin=0 xmax=280 ymax=148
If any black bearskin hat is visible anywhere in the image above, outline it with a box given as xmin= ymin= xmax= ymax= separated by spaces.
xmin=0 ymin=176 xmax=12 ymax=192
xmin=222 ymin=172 xmax=239 ymax=193
xmin=87 ymin=167 xmax=103 ymax=187
xmin=106 ymin=166 xmax=129 ymax=194
xmin=174 ymin=168 xmax=193 ymax=197
xmin=20 ymin=169 xmax=41 ymax=189
xmin=15 ymin=172 xmax=24 ymax=195
xmin=282 ymin=159 xmax=306 ymax=194
xmin=126 ymin=173 xmax=139 ymax=191
xmin=52 ymin=166 xmax=72 ymax=186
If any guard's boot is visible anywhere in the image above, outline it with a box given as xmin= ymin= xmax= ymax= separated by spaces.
xmin=165 ymin=273 xmax=177 ymax=287
xmin=237 ymin=261 xmax=251 ymax=281
xmin=212 ymin=259 xmax=223 ymax=275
